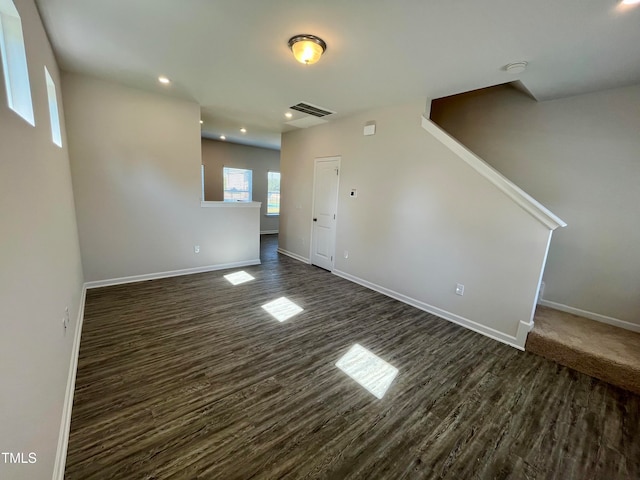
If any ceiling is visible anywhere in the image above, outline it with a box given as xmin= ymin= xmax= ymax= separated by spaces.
xmin=35 ymin=0 xmax=640 ymax=150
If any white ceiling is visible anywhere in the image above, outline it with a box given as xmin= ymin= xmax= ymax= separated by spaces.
xmin=35 ymin=0 xmax=640 ymax=150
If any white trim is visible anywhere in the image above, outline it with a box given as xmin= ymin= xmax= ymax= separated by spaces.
xmin=200 ymin=201 xmax=262 ymax=208
xmin=260 ymin=230 xmax=279 ymax=235
xmin=84 ymin=260 xmax=261 ymax=289
xmin=333 ymin=269 xmax=525 ymax=350
xmin=277 ymin=248 xmax=310 ymax=264
xmin=537 ymin=299 xmax=640 ymax=333
xmin=52 ymin=285 xmax=87 ymax=480
xmin=516 ymin=319 xmax=534 ymax=347
xmin=421 ymin=115 xmax=566 ymax=231
xmin=528 ymin=230 xmax=553 ymax=329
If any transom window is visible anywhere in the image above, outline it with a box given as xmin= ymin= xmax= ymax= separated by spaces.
xmin=44 ymin=67 xmax=62 ymax=147
xmin=0 ymin=0 xmax=34 ymax=125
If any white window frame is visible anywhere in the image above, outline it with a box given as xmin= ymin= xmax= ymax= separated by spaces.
xmin=0 ymin=0 xmax=34 ymax=125
xmin=223 ymin=166 xmax=253 ymax=202
xmin=200 ymin=164 xmax=206 ymax=201
xmin=266 ymin=171 xmax=281 ymax=216
xmin=44 ymin=66 xmax=62 ymax=147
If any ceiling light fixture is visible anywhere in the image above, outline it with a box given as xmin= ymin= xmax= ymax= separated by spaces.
xmin=200 ymin=120 xmax=204 ymax=124
xmin=622 ymin=0 xmax=640 ymax=4
xmin=505 ymin=62 xmax=528 ymax=74
xmin=240 ymin=128 xmax=247 ymax=133
xmin=288 ymin=34 xmax=327 ymax=65
xmin=158 ymin=75 xmax=171 ymax=84
xmin=285 ymin=112 xmax=293 ymax=118
xmin=220 ymin=135 xmax=226 ymax=140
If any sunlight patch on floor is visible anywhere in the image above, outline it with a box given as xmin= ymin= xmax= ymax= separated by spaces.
xmin=336 ymin=344 xmax=399 ymax=399
xmin=224 ymin=271 xmax=255 ymax=285
xmin=262 ymin=297 xmax=303 ymax=322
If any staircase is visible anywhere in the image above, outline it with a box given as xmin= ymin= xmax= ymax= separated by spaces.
xmin=526 ymin=306 xmax=640 ymax=395
xmin=426 ymin=87 xmax=640 ymax=394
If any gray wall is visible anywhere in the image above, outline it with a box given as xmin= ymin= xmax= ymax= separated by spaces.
xmin=63 ymin=73 xmax=259 ymax=283
xmin=280 ymin=100 xmax=552 ymax=345
xmin=0 ymin=0 xmax=84 ymax=477
xmin=201 ymin=138 xmax=280 ymax=233
xmin=431 ymin=83 xmax=640 ymax=327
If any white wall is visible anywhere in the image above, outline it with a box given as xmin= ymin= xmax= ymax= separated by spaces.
xmin=62 ymin=73 xmax=260 ymax=283
xmin=431 ymin=84 xmax=640 ymax=327
xmin=0 ymin=0 xmax=84 ymax=478
xmin=201 ymin=138 xmax=280 ymax=233
xmin=280 ymin=100 xmax=552 ymax=346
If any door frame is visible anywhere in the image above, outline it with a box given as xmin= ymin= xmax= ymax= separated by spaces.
xmin=310 ymin=156 xmax=341 ymax=270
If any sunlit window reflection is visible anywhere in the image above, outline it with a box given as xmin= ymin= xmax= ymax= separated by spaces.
xmin=261 ymin=297 xmax=303 ymax=322
xmin=224 ymin=271 xmax=255 ymax=285
xmin=335 ymin=344 xmax=399 ymax=399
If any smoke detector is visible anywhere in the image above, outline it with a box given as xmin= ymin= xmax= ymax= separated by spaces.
xmin=505 ymin=62 xmax=528 ymax=74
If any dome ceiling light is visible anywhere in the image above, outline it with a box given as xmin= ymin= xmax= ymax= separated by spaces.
xmin=288 ymin=34 xmax=327 ymax=65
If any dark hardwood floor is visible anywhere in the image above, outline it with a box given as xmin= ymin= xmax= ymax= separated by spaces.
xmin=66 ymin=234 xmax=640 ymax=479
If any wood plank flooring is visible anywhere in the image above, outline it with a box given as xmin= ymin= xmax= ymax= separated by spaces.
xmin=66 ymin=235 xmax=640 ymax=479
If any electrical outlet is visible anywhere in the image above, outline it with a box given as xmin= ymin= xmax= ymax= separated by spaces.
xmin=64 ymin=307 xmax=70 ymax=328
xmin=455 ymin=283 xmax=465 ymax=296
xmin=194 ymin=245 xmax=200 ymax=254
xmin=344 ymin=250 xmax=349 ymax=259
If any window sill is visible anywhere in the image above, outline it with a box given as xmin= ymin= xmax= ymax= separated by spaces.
xmin=265 ymin=213 xmax=280 ymax=217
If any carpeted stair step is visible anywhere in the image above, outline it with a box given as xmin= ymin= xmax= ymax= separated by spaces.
xmin=526 ymin=306 xmax=640 ymax=395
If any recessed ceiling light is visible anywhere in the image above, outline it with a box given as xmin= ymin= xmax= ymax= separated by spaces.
xmin=220 ymin=135 xmax=226 ymax=140
xmin=158 ymin=75 xmax=171 ymax=84
xmin=200 ymin=120 xmax=203 ymax=124
xmin=240 ymin=128 xmax=247 ymax=134
xmin=285 ymin=112 xmax=293 ymax=118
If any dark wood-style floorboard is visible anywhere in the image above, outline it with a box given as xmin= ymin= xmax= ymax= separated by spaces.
xmin=66 ymin=235 xmax=640 ymax=479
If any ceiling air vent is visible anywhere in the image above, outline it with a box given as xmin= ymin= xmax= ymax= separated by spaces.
xmin=290 ymin=102 xmax=335 ymax=118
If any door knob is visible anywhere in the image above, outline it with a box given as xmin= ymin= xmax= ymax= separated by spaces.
xmin=313 ymin=218 xmax=317 ymax=222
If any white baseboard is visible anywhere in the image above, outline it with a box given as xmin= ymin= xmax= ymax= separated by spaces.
xmin=84 ymin=260 xmax=261 ymax=289
xmin=538 ymin=299 xmax=640 ymax=333
xmin=260 ymin=230 xmax=279 ymax=235
xmin=516 ymin=320 xmax=534 ymax=347
xmin=277 ymin=248 xmax=310 ymax=264
xmin=333 ymin=269 xmax=525 ymax=350
xmin=52 ymin=285 xmax=87 ymax=480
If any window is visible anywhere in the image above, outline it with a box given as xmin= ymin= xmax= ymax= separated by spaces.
xmin=200 ymin=164 xmax=205 ymax=201
xmin=223 ymin=167 xmax=252 ymax=202
xmin=44 ymin=67 xmax=61 ymax=147
xmin=0 ymin=0 xmax=34 ymax=125
xmin=267 ymin=171 xmax=281 ymax=215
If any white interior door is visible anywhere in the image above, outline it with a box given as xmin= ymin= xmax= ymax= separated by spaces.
xmin=311 ymin=157 xmax=340 ymax=271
